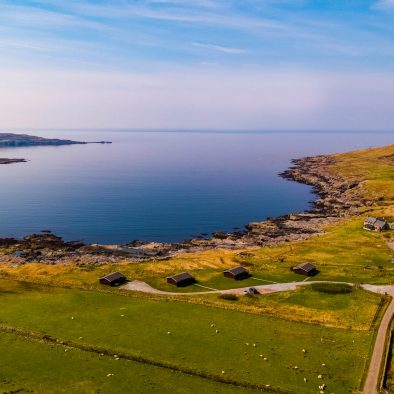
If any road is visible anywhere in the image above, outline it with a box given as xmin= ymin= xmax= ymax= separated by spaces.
xmin=121 ymin=279 xmax=302 ymax=295
xmin=362 ymin=285 xmax=394 ymax=394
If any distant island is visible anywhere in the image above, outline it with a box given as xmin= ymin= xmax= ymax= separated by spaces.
xmin=0 ymin=133 xmax=111 ymax=164
xmin=0 ymin=158 xmax=27 ymax=165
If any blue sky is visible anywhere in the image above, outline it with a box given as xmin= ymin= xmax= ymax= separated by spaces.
xmin=1 ymin=0 xmax=394 ymax=130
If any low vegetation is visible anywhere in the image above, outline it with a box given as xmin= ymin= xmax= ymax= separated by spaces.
xmin=311 ymin=283 xmax=353 ymax=294
xmin=218 ymin=293 xmax=239 ymax=301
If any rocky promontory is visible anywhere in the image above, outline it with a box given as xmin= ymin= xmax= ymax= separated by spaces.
xmin=0 ymin=133 xmax=111 ymax=147
xmin=0 ymin=158 xmax=27 ymax=164
xmin=0 ymin=133 xmax=111 ymax=164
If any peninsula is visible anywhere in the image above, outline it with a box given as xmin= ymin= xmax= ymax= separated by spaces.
xmin=0 ymin=133 xmax=111 ymax=164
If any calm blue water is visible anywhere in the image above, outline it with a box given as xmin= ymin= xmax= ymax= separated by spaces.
xmin=0 ymin=130 xmax=392 ymax=244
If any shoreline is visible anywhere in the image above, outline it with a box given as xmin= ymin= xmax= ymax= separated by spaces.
xmin=0 ymin=149 xmax=372 ymax=264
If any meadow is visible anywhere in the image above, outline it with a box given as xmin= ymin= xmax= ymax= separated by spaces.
xmin=0 ymin=279 xmax=382 ymax=393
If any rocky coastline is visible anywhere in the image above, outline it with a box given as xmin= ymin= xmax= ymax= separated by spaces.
xmin=0 ymin=153 xmax=371 ymax=265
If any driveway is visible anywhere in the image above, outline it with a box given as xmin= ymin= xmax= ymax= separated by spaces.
xmin=361 ymin=285 xmax=394 ymax=394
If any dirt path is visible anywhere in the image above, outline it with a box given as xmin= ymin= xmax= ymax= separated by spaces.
xmin=361 ymin=285 xmax=394 ymax=394
xmin=121 ymin=280 xmax=349 ymax=296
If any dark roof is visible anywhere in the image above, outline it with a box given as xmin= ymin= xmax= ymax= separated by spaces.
xmin=224 ymin=266 xmax=248 ymax=275
xmin=167 ymin=272 xmax=194 ymax=282
xmin=364 ymin=217 xmax=387 ymax=228
xmin=375 ymin=219 xmax=387 ymax=229
xmin=100 ymin=272 xmax=126 ymax=282
xmin=295 ymin=263 xmax=316 ymax=273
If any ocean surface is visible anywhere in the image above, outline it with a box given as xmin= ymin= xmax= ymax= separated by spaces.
xmin=0 ymin=130 xmax=392 ymax=244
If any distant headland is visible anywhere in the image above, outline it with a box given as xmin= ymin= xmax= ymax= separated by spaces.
xmin=0 ymin=133 xmax=111 ymax=164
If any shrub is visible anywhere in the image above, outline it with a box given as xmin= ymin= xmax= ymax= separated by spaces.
xmin=218 ymin=293 xmax=239 ymax=301
xmin=311 ymin=283 xmax=353 ymax=294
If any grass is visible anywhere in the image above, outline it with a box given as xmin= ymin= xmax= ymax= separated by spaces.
xmin=205 ymin=284 xmax=385 ymax=330
xmin=0 ymin=279 xmax=381 ymax=393
xmin=0 ymin=332 xmax=256 ymax=394
xmin=310 ymin=283 xmax=353 ymax=294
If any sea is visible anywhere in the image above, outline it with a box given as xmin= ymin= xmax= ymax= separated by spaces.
xmin=0 ymin=130 xmax=392 ymax=244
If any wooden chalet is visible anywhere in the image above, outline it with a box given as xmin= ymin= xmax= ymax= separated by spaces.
xmin=223 ymin=266 xmax=250 ymax=280
xmin=363 ymin=217 xmax=388 ymax=232
xmin=166 ymin=272 xmax=196 ymax=287
xmin=291 ymin=263 xmax=318 ymax=277
xmin=99 ymin=272 xmax=127 ymax=286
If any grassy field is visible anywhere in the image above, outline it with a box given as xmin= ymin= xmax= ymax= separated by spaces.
xmin=0 ymin=332 xmax=257 ymax=394
xmin=0 ymin=279 xmax=383 ymax=393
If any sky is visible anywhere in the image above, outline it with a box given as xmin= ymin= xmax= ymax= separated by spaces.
xmin=0 ymin=0 xmax=394 ymax=131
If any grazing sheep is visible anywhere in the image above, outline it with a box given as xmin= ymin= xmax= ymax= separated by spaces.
xmin=303 ymin=378 xmax=307 ymax=383
xmin=167 ymin=331 xmax=171 ymax=335
xmin=216 ymin=330 xmax=219 ymax=333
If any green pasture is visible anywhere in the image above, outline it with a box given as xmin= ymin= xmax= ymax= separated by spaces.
xmin=0 ymin=332 xmax=256 ymax=394
xmin=0 ymin=279 xmax=380 ymax=393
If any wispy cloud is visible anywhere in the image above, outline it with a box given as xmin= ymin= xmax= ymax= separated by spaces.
xmin=373 ymin=0 xmax=394 ymax=9
xmin=192 ymin=42 xmax=248 ymax=54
